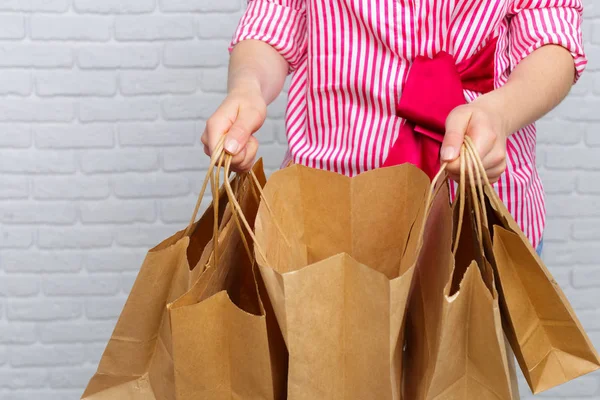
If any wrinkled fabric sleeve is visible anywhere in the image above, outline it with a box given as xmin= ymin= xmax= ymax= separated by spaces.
xmin=230 ymin=0 xmax=308 ymax=73
xmin=507 ymin=0 xmax=587 ymax=82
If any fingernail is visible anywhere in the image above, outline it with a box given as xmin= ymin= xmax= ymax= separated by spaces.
xmin=224 ymin=138 xmax=239 ymax=155
xmin=441 ymin=146 xmax=457 ymax=161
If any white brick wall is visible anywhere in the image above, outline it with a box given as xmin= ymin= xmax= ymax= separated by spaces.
xmin=0 ymin=1 xmax=596 ymax=399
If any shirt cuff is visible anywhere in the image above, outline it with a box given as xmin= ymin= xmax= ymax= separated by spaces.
xmin=230 ymin=0 xmax=308 ymax=73
xmin=508 ymin=6 xmax=587 ymax=83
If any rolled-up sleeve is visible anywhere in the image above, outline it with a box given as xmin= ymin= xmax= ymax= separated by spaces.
xmin=230 ymin=0 xmax=308 ymax=73
xmin=508 ymin=0 xmax=587 ymax=82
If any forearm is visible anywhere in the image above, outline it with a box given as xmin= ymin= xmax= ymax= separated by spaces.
xmin=473 ymin=44 xmax=576 ymax=136
xmin=228 ymin=40 xmax=289 ymax=104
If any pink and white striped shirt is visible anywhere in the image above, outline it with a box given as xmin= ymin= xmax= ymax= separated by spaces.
xmin=231 ymin=0 xmax=586 ymax=248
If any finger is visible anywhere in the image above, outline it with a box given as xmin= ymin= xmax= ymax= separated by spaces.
xmin=224 ymin=104 xmax=266 ymax=156
xmin=206 ymin=103 xmax=236 ymax=155
xmin=442 ymin=105 xmax=472 ymax=163
xmin=230 ymin=146 xmax=247 ymax=170
xmin=485 ymin=161 xmax=507 ymax=184
xmin=487 ymin=172 xmax=501 ymax=185
xmin=445 ymin=159 xmax=461 ymax=178
xmin=201 ymin=128 xmax=208 ymax=147
xmin=467 ymin=112 xmax=496 ymax=161
xmin=448 ymin=160 xmax=475 ymax=184
xmin=232 ymin=136 xmax=259 ymax=173
xmin=203 ymin=144 xmax=210 ymax=156
xmin=481 ymin=147 xmax=505 ymax=171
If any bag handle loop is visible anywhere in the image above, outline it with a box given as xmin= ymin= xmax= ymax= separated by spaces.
xmin=183 ymin=135 xmax=227 ymax=238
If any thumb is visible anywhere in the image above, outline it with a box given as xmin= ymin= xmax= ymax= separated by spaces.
xmin=224 ymin=106 xmax=266 ymax=155
xmin=441 ymin=106 xmax=472 ymax=162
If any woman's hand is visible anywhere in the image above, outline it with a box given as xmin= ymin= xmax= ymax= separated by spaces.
xmin=201 ymin=81 xmax=266 ymax=173
xmin=440 ymin=100 xmax=509 ymax=184
xmin=202 ymin=40 xmax=289 ymax=173
xmin=440 ymin=44 xmax=577 ymax=184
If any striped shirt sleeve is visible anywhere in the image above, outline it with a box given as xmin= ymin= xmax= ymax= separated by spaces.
xmin=507 ymin=0 xmax=587 ymax=82
xmin=230 ymin=0 xmax=308 ymax=73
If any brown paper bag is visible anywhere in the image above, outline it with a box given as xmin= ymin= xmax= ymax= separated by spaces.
xmin=81 ymin=158 xmax=259 ymax=400
xmin=459 ymin=138 xmax=600 ymax=394
xmin=250 ymin=164 xmax=432 ymax=399
xmin=404 ymin=176 xmax=517 ymax=400
xmin=168 ymin=162 xmax=287 ymax=400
